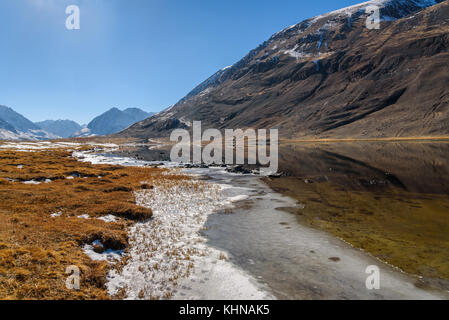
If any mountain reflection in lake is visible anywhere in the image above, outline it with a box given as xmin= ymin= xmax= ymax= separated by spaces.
xmin=276 ymin=141 xmax=449 ymax=194
xmin=265 ymin=141 xmax=449 ymax=290
xmin=114 ymin=141 xmax=449 ymax=297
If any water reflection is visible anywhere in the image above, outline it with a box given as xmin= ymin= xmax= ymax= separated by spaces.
xmin=114 ymin=141 xmax=449 ymax=295
xmin=265 ymin=141 xmax=449 ymax=289
xmin=277 ymin=141 xmax=449 ymax=194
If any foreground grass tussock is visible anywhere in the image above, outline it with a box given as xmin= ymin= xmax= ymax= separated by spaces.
xmin=0 ymin=147 xmax=187 ymax=299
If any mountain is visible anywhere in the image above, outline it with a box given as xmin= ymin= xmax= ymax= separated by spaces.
xmin=35 ymin=120 xmax=82 ymax=138
xmin=0 ymin=118 xmax=17 ymax=133
xmin=0 ymin=105 xmax=57 ymax=141
xmin=74 ymin=108 xmax=154 ymax=136
xmin=120 ymin=0 xmax=449 ymax=140
xmin=0 ymin=105 xmax=41 ymax=133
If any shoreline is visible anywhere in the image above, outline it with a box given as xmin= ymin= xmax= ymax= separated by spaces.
xmin=106 ymin=144 xmax=449 ymax=299
xmin=2 ymin=143 xmax=448 ymax=300
xmin=2 ymin=140 xmax=446 ymax=299
xmin=197 ymin=170 xmax=447 ymax=299
xmin=76 ymin=150 xmax=273 ymax=300
xmin=280 ymin=136 xmax=449 ymax=143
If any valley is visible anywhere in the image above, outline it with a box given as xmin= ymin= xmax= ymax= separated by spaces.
xmin=1 ymin=0 xmax=449 ymax=302
xmin=2 ymin=138 xmax=449 ymax=300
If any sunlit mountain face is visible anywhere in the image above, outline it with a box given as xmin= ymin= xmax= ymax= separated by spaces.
xmin=121 ymin=0 xmax=449 ymax=140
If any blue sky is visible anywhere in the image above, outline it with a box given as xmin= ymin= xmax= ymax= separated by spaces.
xmin=0 ymin=0 xmax=361 ymax=124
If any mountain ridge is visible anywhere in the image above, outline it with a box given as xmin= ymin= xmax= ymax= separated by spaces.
xmin=119 ymin=0 xmax=449 ymax=140
xmin=0 ymin=105 xmax=57 ymax=141
xmin=0 ymin=106 xmax=155 ymax=141
xmin=74 ymin=107 xmax=155 ymax=137
xmin=36 ymin=119 xmax=82 ymax=138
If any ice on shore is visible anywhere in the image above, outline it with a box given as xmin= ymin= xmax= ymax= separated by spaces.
xmin=83 ymin=242 xmax=124 ymax=262
xmin=106 ymin=178 xmax=271 ymax=300
xmin=227 ymin=195 xmax=250 ymax=202
xmin=18 ymin=145 xmax=271 ymax=300
xmin=72 ymin=146 xmax=272 ymax=300
xmin=0 ymin=142 xmax=273 ymax=299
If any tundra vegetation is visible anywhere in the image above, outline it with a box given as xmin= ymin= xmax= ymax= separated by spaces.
xmin=0 ymin=143 xmax=190 ymax=299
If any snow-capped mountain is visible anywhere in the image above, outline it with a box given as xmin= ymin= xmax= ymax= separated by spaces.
xmin=35 ymin=120 xmax=82 ymax=138
xmin=0 ymin=105 xmax=42 ymax=133
xmin=73 ymin=108 xmax=154 ymax=137
xmin=0 ymin=105 xmax=58 ymax=141
xmin=0 ymin=105 xmax=155 ymax=140
xmin=121 ymin=0 xmax=449 ymax=140
xmin=0 ymin=118 xmax=17 ymax=133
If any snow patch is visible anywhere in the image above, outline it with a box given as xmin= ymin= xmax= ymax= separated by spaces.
xmin=227 ymin=195 xmax=250 ymax=202
xmin=283 ymin=44 xmax=310 ymax=60
xmin=72 ymin=149 xmax=272 ymax=300
xmin=83 ymin=242 xmax=124 ymax=262
xmin=51 ymin=211 xmax=63 ymax=218
xmin=98 ymin=215 xmax=118 ymax=223
xmin=22 ymin=180 xmax=41 ymax=185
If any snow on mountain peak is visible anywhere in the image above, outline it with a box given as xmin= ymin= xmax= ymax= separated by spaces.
xmin=280 ymin=0 xmax=439 ymax=34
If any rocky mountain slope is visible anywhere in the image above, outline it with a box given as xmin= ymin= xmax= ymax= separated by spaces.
xmin=0 ymin=118 xmax=17 ymax=133
xmin=0 ymin=106 xmax=57 ymax=140
xmin=75 ymin=108 xmax=154 ymax=137
xmin=36 ymin=120 xmax=82 ymax=138
xmin=120 ymin=0 xmax=449 ymax=140
xmin=0 ymin=105 xmax=42 ymax=133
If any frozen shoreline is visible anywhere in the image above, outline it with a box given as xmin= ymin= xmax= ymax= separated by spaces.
xmin=74 ymin=148 xmax=448 ymax=300
xmin=74 ymin=150 xmax=274 ymax=300
xmin=197 ymin=171 xmax=448 ymax=300
xmin=1 ymin=141 xmax=446 ymax=299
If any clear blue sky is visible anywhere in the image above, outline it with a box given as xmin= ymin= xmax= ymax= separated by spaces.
xmin=0 ymin=0 xmax=361 ymax=124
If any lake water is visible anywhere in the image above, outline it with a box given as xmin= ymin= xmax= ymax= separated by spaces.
xmin=116 ymin=141 xmax=449 ymax=299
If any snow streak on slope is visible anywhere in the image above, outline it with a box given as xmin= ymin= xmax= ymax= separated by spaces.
xmin=0 ymin=128 xmax=59 ymax=141
xmin=305 ymin=0 xmax=438 ymax=24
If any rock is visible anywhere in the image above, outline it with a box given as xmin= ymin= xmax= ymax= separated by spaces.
xmin=93 ymin=245 xmax=105 ymax=254
xmin=226 ymin=165 xmax=252 ymax=174
xmin=268 ymin=172 xmax=283 ymax=178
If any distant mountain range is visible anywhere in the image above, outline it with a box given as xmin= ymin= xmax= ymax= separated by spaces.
xmin=0 ymin=105 xmax=58 ymax=140
xmin=0 ymin=106 xmax=154 ymax=141
xmin=73 ymin=108 xmax=155 ymax=137
xmin=35 ymin=120 xmax=82 ymax=138
xmin=120 ymin=0 xmax=449 ymax=140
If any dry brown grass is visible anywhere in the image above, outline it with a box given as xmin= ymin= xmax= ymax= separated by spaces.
xmin=0 ymin=147 xmax=183 ymax=300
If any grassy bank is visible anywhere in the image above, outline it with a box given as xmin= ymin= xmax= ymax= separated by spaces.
xmin=0 ymin=146 xmax=184 ymax=299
